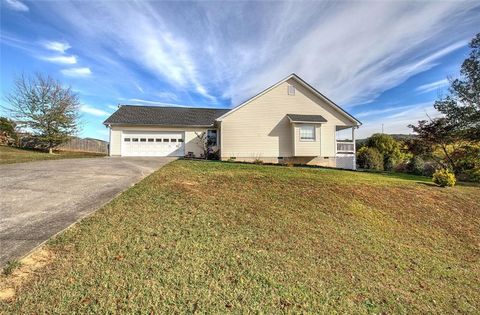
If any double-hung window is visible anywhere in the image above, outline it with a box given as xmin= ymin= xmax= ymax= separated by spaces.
xmin=300 ymin=125 xmax=315 ymax=141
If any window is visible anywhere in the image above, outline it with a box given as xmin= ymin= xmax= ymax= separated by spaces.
xmin=178 ymin=139 xmax=184 ymax=142
xmin=300 ymin=125 xmax=315 ymax=141
xmin=140 ymin=138 xmax=146 ymax=142
xmin=155 ymin=138 xmax=162 ymax=142
xmin=207 ymin=129 xmax=217 ymax=146
xmin=163 ymin=138 xmax=169 ymax=142
xmin=148 ymin=138 xmax=154 ymax=142
xmin=171 ymin=139 xmax=177 ymax=142
xmin=124 ymin=138 xmax=131 ymax=142
xmin=288 ymin=84 xmax=295 ymax=96
xmin=132 ymin=138 xmax=139 ymax=142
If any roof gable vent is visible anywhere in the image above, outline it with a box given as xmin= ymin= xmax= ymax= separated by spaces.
xmin=288 ymin=84 xmax=295 ymax=96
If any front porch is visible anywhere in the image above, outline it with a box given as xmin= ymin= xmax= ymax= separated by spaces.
xmin=335 ymin=126 xmax=357 ymax=169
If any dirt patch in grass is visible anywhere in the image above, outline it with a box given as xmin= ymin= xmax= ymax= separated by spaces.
xmin=0 ymin=248 xmax=54 ymax=301
xmin=1 ymin=161 xmax=479 ymax=313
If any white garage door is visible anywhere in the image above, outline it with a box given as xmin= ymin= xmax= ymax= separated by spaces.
xmin=121 ymin=131 xmax=185 ymax=157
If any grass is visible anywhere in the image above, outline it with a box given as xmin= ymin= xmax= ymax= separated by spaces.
xmin=1 ymin=160 xmax=479 ymax=313
xmin=2 ymin=261 xmax=22 ymax=276
xmin=0 ymin=146 xmax=106 ymax=165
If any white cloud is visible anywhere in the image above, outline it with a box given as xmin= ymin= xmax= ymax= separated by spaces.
xmin=107 ymin=105 xmax=119 ymax=110
xmin=126 ymin=98 xmax=185 ymax=106
xmin=355 ymin=104 xmax=418 ymax=118
xmin=415 ymin=79 xmax=449 ymax=94
xmin=61 ymin=67 xmax=92 ymax=77
xmin=356 ymin=102 xmax=440 ymax=138
xmin=4 ymin=0 xmax=29 ymax=12
xmin=80 ymin=105 xmax=109 ymax=116
xmin=155 ymin=92 xmax=178 ymax=102
xmin=41 ymin=55 xmax=77 ymax=64
xmin=42 ymin=41 xmax=71 ymax=53
xmin=21 ymin=1 xmax=479 ymax=109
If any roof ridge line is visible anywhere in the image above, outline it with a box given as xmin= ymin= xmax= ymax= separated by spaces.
xmin=119 ymin=104 xmax=230 ymax=110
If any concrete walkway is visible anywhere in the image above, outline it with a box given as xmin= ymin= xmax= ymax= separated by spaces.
xmin=0 ymin=157 xmax=174 ymax=267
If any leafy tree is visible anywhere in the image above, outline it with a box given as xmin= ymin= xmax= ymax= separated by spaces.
xmin=0 ymin=116 xmax=18 ymax=145
xmin=409 ymin=33 xmax=480 ymax=177
xmin=4 ymin=74 xmax=80 ymax=153
xmin=365 ymin=133 xmax=403 ymax=170
xmin=434 ymin=33 xmax=480 ymax=141
xmin=357 ymin=147 xmax=383 ymax=170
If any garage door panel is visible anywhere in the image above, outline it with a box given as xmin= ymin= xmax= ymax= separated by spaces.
xmin=121 ymin=131 xmax=185 ymax=157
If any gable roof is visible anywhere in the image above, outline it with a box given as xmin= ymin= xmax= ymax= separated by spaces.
xmin=287 ymin=114 xmax=327 ymax=123
xmin=103 ymin=105 xmax=229 ymax=127
xmin=216 ymin=73 xmax=361 ymax=125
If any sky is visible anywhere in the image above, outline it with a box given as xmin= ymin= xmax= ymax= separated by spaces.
xmin=1 ymin=0 xmax=479 ymax=141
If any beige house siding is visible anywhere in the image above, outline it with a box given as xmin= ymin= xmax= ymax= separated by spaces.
xmin=220 ymin=78 xmax=355 ymax=159
xmin=109 ymin=125 xmax=210 ymax=157
xmin=293 ymin=123 xmax=321 ymax=156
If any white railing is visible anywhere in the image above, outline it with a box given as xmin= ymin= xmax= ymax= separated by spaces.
xmin=336 ymin=141 xmax=354 ymax=154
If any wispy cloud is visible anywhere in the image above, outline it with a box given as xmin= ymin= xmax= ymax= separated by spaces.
xmin=42 ymin=40 xmax=71 ymax=53
xmin=61 ymin=67 xmax=92 ymax=77
xmin=125 ymin=98 xmax=183 ymax=106
xmin=355 ymin=104 xmax=419 ymax=118
xmin=80 ymin=105 xmax=109 ymax=116
xmin=415 ymin=79 xmax=449 ymax=94
xmin=41 ymin=55 xmax=77 ymax=64
xmin=4 ymin=0 xmax=29 ymax=12
xmin=356 ymin=102 xmax=439 ymax=138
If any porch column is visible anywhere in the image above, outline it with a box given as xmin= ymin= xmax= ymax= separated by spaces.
xmin=352 ymin=127 xmax=356 ymax=170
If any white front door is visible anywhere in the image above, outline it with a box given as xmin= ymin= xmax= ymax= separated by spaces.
xmin=121 ymin=131 xmax=185 ymax=157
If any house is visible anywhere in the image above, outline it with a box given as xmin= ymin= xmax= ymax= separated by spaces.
xmin=103 ymin=74 xmax=361 ymax=169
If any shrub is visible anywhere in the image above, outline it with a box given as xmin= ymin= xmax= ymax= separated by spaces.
xmin=394 ymin=160 xmax=409 ymax=173
xmin=253 ymin=158 xmax=263 ymax=165
xmin=407 ymin=156 xmax=425 ymax=175
xmin=384 ymin=157 xmax=395 ymax=171
xmin=365 ymin=133 xmax=403 ymax=167
xmin=432 ymin=169 xmax=456 ymax=187
xmin=206 ymin=149 xmax=220 ymax=160
xmin=357 ymin=147 xmax=383 ymax=170
xmin=422 ymin=162 xmax=437 ymax=177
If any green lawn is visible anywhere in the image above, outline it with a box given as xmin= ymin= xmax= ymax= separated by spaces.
xmin=0 ymin=146 xmax=106 ymax=164
xmin=1 ymin=160 xmax=479 ymax=313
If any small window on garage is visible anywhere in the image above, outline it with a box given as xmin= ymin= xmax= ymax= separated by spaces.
xmin=148 ymin=138 xmax=154 ymax=142
xmin=124 ymin=138 xmax=131 ymax=142
xmin=132 ymin=138 xmax=139 ymax=142
xmin=178 ymin=138 xmax=184 ymax=142
xmin=163 ymin=138 xmax=169 ymax=142
xmin=140 ymin=138 xmax=146 ymax=142
xmin=171 ymin=139 xmax=177 ymax=142
xmin=155 ymin=138 xmax=162 ymax=142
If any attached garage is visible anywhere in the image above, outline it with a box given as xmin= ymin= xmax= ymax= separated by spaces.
xmin=121 ymin=131 xmax=185 ymax=157
xmin=104 ymin=106 xmax=229 ymax=157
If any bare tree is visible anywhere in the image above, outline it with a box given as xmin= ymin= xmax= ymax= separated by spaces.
xmin=194 ymin=131 xmax=208 ymax=158
xmin=4 ymin=74 xmax=80 ymax=153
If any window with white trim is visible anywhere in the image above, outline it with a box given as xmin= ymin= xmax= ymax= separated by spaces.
xmin=300 ymin=125 xmax=315 ymax=141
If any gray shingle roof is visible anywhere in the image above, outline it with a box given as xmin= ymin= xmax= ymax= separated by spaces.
xmin=103 ymin=105 xmax=230 ymax=126
xmin=286 ymin=114 xmax=328 ymax=123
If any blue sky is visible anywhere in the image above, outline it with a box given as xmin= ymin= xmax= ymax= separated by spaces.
xmin=1 ymin=0 xmax=479 ymax=140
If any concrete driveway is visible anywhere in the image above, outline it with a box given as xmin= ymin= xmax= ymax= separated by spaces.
xmin=0 ymin=157 xmax=174 ymax=267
